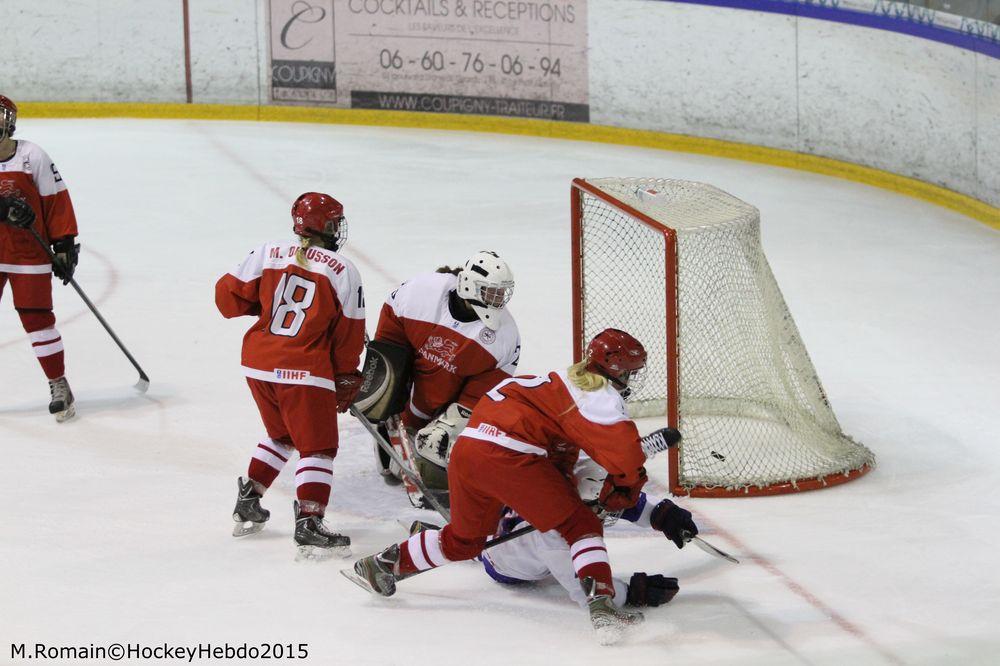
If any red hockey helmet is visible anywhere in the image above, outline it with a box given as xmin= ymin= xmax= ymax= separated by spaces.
xmin=0 ymin=95 xmax=16 ymax=140
xmin=291 ymin=192 xmax=346 ymax=249
xmin=585 ymin=328 xmax=647 ymax=395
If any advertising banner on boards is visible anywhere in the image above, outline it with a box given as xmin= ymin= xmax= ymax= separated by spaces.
xmin=268 ymin=0 xmax=589 ymax=121
xmin=270 ymin=0 xmax=338 ymax=103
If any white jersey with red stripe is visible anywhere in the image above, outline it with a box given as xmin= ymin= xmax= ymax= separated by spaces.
xmin=215 ymin=239 xmax=366 ymax=392
xmin=374 ymin=271 xmax=520 ymax=427
xmin=0 ymin=139 xmax=78 ymax=271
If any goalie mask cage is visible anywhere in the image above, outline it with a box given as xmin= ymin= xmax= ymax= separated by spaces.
xmin=570 ymin=178 xmax=875 ymax=497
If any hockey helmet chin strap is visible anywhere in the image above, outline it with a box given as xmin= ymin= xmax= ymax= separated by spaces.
xmin=605 ymin=366 xmax=645 ymax=401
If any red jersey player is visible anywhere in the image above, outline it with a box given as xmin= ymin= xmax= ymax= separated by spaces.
xmin=478 ymin=454 xmax=696 ymax=610
xmin=370 ymin=251 xmax=520 ymax=501
xmin=0 ymin=95 xmax=80 ymax=421
xmin=215 ymin=192 xmax=365 ymax=559
xmin=347 ymin=329 xmax=660 ymax=644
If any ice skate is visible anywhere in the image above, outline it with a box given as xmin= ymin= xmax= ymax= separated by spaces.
xmin=232 ymin=477 xmax=269 ymax=537
xmin=293 ymin=501 xmax=351 ymax=561
xmin=341 ymin=544 xmax=404 ymax=597
xmin=581 ymin=577 xmax=644 ymax=645
xmin=48 ymin=376 xmax=75 ymax=422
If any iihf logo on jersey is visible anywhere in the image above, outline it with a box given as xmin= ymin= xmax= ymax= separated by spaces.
xmin=275 ymin=368 xmax=310 ymax=381
xmin=479 ymin=328 xmax=496 ymax=345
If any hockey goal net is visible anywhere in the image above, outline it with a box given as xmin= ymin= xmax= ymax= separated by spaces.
xmin=571 ymin=178 xmax=875 ymax=497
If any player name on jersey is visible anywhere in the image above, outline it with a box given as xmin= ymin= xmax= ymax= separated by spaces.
xmin=267 ymin=244 xmax=347 ymax=274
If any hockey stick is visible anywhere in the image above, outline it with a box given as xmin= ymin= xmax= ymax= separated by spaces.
xmin=350 ymin=405 xmax=452 ymax=521
xmin=400 ymin=505 xmax=596 ymax=552
xmin=26 ymin=227 xmax=150 ymax=392
xmin=680 ymin=530 xmax=740 ymax=564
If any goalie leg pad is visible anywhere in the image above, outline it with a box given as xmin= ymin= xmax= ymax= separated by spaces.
xmin=413 ymin=402 xmax=471 ymax=491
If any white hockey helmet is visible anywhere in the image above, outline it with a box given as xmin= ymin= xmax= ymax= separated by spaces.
xmin=457 ymin=250 xmax=514 ymax=330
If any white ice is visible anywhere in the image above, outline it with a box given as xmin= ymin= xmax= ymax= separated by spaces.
xmin=1 ymin=119 xmax=998 ymax=665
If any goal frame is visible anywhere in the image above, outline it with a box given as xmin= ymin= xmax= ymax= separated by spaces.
xmin=570 ymin=178 xmax=872 ymax=497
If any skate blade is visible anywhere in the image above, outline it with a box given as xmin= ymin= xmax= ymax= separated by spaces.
xmin=339 ymin=567 xmax=396 ymax=597
xmin=340 ymin=568 xmax=378 ymax=594
xmin=232 ymin=520 xmax=266 ymax=538
xmin=54 ymin=405 xmax=76 ymax=423
xmin=296 ymin=544 xmax=352 ymax=562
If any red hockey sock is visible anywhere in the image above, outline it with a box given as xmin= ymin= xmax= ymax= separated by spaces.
xmin=247 ymin=438 xmax=293 ymax=489
xmin=570 ymin=536 xmax=615 ymax=597
xmin=295 ymin=455 xmax=334 ymax=516
xmin=397 ymin=529 xmax=454 ymax=576
xmin=19 ymin=310 xmax=64 ymax=380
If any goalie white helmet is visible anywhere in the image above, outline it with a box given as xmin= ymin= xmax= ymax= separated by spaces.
xmin=457 ymin=250 xmax=514 ymax=331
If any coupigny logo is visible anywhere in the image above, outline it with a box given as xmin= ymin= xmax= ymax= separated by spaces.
xmin=280 ymin=1 xmax=327 ymax=50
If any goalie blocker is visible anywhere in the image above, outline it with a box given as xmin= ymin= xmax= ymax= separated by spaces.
xmin=354 ymin=339 xmax=413 ymax=422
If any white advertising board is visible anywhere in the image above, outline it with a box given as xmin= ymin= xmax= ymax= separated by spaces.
xmin=268 ymin=0 xmax=589 ymax=120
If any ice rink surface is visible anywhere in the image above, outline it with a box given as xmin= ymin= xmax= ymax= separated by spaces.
xmin=1 ymin=118 xmax=998 ymax=665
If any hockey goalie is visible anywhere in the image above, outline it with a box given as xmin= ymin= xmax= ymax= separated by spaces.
xmin=354 ymin=250 xmax=521 ymax=508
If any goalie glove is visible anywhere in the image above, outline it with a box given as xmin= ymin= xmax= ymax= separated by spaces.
xmin=415 ymin=402 xmax=471 ymax=466
xmin=626 ymin=573 xmax=679 ymax=607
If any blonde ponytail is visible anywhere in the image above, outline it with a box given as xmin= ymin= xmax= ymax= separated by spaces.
xmin=295 ymin=236 xmax=314 ymax=268
xmin=567 ymin=360 xmax=607 ymax=392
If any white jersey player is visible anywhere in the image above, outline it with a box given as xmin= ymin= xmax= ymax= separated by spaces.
xmin=479 ymin=455 xmax=697 ymax=608
xmin=370 ymin=251 xmax=521 ymax=498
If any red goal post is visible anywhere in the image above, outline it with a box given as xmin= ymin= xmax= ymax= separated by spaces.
xmin=570 ymin=177 xmax=874 ymax=497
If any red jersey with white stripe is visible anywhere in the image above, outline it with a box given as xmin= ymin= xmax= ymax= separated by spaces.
xmin=461 ymin=370 xmax=646 ymax=484
xmin=374 ymin=271 xmax=520 ymax=427
xmin=0 ymin=140 xmax=78 ymax=272
xmin=215 ymin=240 xmax=365 ymax=392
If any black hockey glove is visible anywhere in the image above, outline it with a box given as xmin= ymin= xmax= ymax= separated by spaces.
xmin=1 ymin=196 xmax=35 ymax=229
xmin=51 ymin=237 xmax=80 ymax=285
xmin=626 ymin=573 xmax=679 ymax=607
xmin=649 ymin=499 xmax=698 ymax=549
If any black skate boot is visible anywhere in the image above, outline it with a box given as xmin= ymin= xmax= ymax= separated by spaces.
xmin=232 ymin=477 xmax=269 ymax=537
xmin=293 ymin=501 xmax=351 ymax=561
xmin=341 ymin=543 xmax=408 ymax=597
xmin=581 ymin=577 xmax=645 ymax=646
xmin=48 ymin=376 xmax=75 ymax=423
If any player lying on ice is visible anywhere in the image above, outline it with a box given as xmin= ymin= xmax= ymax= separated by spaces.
xmin=475 ymin=454 xmax=697 ymax=611
xmin=346 ymin=328 xmax=692 ymax=644
xmin=404 ymin=451 xmax=699 ymax=613
xmin=215 ymin=192 xmax=366 ymax=559
xmin=363 ymin=251 xmax=521 ymax=507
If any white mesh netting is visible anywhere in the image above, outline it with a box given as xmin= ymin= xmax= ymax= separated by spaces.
xmin=576 ymin=178 xmax=875 ymax=493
